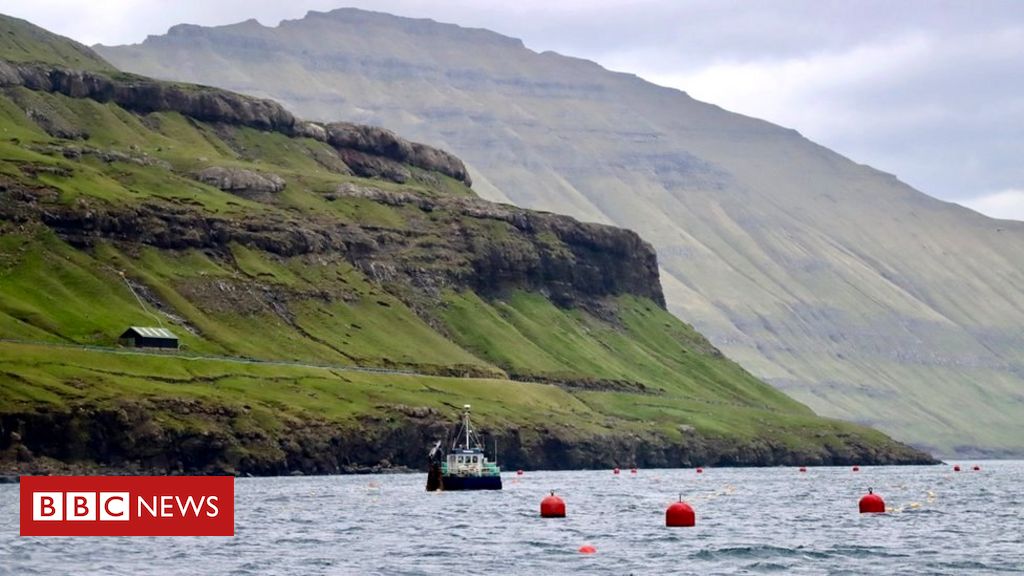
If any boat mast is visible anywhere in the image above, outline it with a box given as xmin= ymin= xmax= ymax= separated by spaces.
xmin=464 ymin=404 xmax=471 ymax=449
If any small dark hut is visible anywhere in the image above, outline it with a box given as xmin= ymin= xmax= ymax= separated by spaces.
xmin=119 ymin=326 xmax=179 ymax=349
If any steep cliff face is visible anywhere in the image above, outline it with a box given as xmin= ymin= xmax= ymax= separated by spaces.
xmin=7 ymin=180 xmax=661 ymax=308
xmin=95 ymin=8 xmax=1024 ymax=456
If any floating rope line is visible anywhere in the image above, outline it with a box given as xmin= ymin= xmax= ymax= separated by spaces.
xmin=886 ymin=489 xmax=937 ymax=513
xmin=689 ymin=485 xmax=735 ymax=503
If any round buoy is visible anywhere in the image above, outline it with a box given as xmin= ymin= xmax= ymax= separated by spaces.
xmin=541 ymin=490 xmax=566 ymax=518
xmin=852 ymin=465 xmax=860 ymax=472
xmin=630 ymin=467 xmax=638 ymax=474
xmin=799 ymin=466 xmax=807 ymax=473
xmin=666 ymin=496 xmax=696 ymax=527
xmin=696 ymin=467 xmax=704 ymax=474
xmin=972 ymin=465 xmax=981 ymax=471
xmin=613 ymin=467 xmax=620 ymax=475
xmin=517 ymin=469 xmax=524 ymax=476
xmin=859 ymin=488 xmax=885 ymax=514
xmin=578 ymin=544 xmax=597 ymax=554
xmin=953 ymin=464 xmax=961 ymax=472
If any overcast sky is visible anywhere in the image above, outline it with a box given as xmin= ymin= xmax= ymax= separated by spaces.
xmin=6 ymin=0 xmax=1024 ymax=220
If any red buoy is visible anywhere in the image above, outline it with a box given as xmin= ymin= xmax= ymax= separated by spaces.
xmin=630 ymin=467 xmax=638 ymax=474
xmin=852 ymin=465 xmax=860 ymax=472
xmin=696 ymin=467 xmax=704 ymax=474
xmin=541 ymin=491 xmax=566 ymax=518
xmin=578 ymin=544 xmax=597 ymax=554
xmin=517 ymin=469 xmax=524 ymax=476
xmin=953 ymin=465 xmax=961 ymax=472
xmin=859 ymin=488 xmax=885 ymax=514
xmin=613 ymin=467 xmax=620 ymax=475
xmin=972 ymin=465 xmax=981 ymax=471
xmin=666 ymin=496 xmax=696 ymax=527
xmin=799 ymin=466 xmax=807 ymax=472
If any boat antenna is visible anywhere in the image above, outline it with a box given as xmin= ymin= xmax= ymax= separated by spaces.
xmin=464 ymin=404 xmax=471 ymax=450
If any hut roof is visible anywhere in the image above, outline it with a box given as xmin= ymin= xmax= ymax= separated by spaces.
xmin=121 ymin=326 xmax=178 ymax=340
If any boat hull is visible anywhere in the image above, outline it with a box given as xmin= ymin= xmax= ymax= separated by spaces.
xmin=439 ymin=475 xmax=503 ymax=491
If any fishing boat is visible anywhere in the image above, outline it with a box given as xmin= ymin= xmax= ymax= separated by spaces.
xmin=426 ymin=405 xmax=502 ymax=491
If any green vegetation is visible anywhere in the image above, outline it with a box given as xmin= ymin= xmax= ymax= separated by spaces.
xmin=0 ymin=230 xmax=496 ymax=374
xmin=0 ymin=17 xmax=934 ymax=472
xmin=0 ymin=342 xmax=578 ymax=427
xmin=442 ymin=291 xmax=806 ymax=411
xmin=0 ymin=340 xmax=910 ymax=471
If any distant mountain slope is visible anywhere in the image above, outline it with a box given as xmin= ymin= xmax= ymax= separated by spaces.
xmin=97 ymin=8 xmax=1024 ymax=456
xmin=1 ymin=14 xmax=934 ymax=473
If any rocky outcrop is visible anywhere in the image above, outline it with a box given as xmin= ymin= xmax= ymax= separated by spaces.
xmin=28 ymin=143 xmax=171 ymax=169
xmin=0 ymin=61 xmax=295 ymax=131
xmin=325 ymin=122 xmax=470 ymax=185
xmin=195 ymin=166 xmax=286 ymax=194
xmin=328 ymin=183 xmax=665 ymax=305
xmin=335 ymin=148 xmax=412 ymax=183
xmin=3 ymin=181 xmax=665 ymax=307
xmin=0 ymin=60 xmax=471 ymax=185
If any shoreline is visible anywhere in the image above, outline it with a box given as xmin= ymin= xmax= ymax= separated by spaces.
xmin=1 ymin=458 xmax=947 ymax=481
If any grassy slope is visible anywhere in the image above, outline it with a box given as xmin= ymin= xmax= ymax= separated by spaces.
xmin=0 ymin=20 xmax=930 ymax=467
xmin=0 ymin=340 xmax=900 ymax=462
xmin=0 ymin=342 xmax=583 ymax=430
xmin=442 ymin=290 xmax=807 ymax=411
xmin=0 ymin=340 xmax=593 ymax=472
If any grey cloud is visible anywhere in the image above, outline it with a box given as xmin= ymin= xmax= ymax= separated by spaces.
xmin=753 ymin=28 xmax=1024 ymax=200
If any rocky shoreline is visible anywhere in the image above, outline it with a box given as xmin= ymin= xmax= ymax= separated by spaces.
xmin=0 ymin=403 xmax=939 ymax=479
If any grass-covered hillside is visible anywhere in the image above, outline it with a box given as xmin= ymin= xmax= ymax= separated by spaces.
xmin=0 ymin=14 xmax=934 ymax=474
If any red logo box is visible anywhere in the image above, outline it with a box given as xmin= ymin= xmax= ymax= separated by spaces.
xmin=20 ymin=476 xmax=234 ymax=536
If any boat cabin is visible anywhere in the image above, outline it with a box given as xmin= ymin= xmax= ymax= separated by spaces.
xmin=447 ymin=448 xmax=486 ymax=476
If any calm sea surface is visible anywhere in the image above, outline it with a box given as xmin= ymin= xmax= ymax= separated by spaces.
xmin=1 ymin=461 xmax=1022 ymax=575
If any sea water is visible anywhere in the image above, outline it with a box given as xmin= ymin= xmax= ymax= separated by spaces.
xmin=1 ymin=461 xmax=1022 ymax=574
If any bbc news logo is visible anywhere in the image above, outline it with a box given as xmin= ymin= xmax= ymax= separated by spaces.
xmin=20 ymin=476 xmax=234 ymax=536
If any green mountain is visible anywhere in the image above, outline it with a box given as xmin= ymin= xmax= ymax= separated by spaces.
xmin=95 ymin=8 xmax=1024 ymax=457
xmin=0 ymin=14 xmax=933 ymax=474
